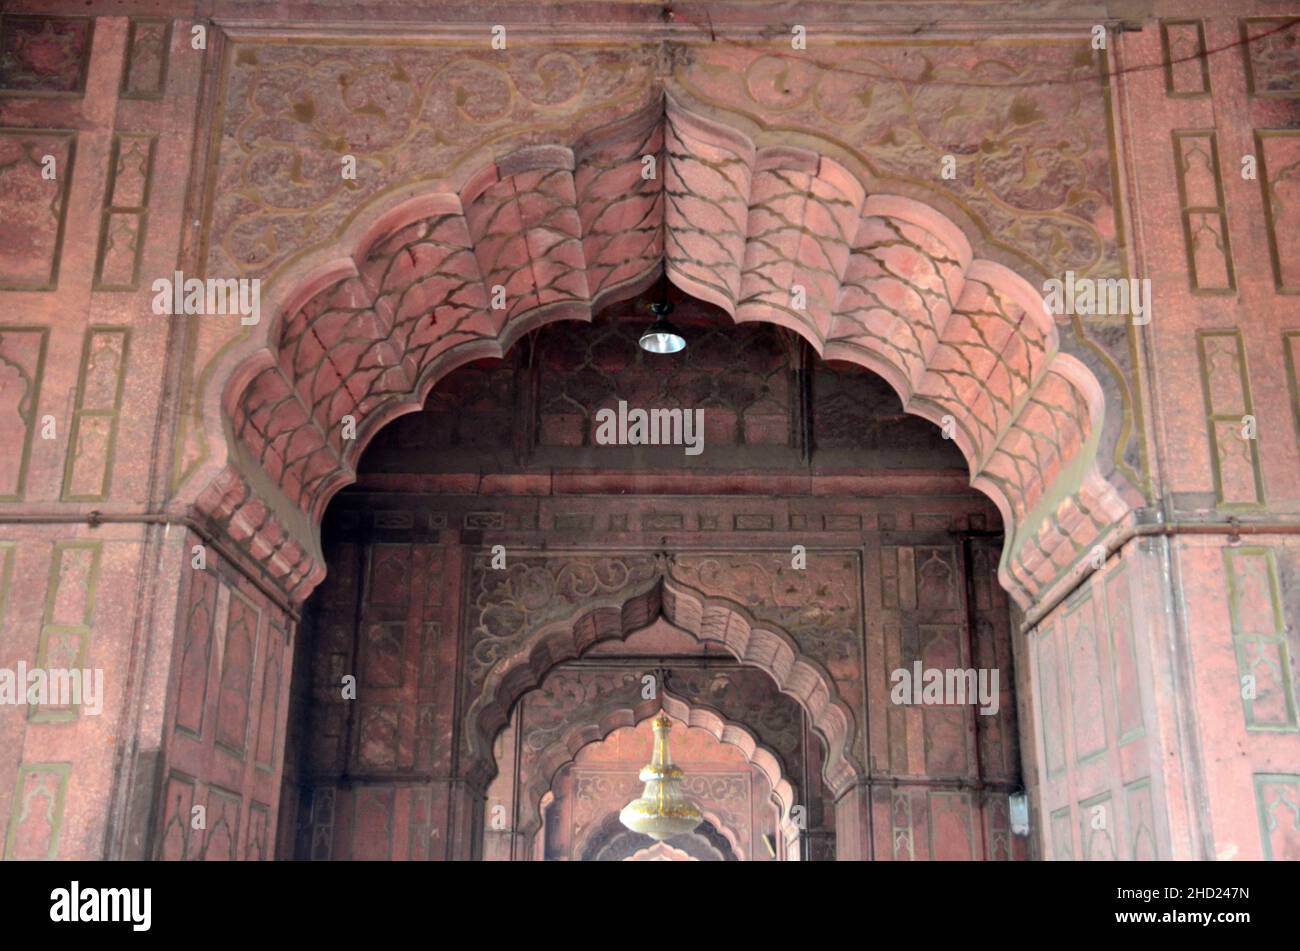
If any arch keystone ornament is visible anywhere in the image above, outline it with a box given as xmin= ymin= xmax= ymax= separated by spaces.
xmin=195 ymin=93 xmax=1134 ymax=612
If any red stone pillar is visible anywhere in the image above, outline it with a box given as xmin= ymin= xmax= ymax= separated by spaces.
xmin=482 ymin=711 xmax=521 ymax=861
xmin=0 ymin=12 xmax=211 ymax=862
xmin=1020 ymin=532 xmax=1300 ymax=861
xmin=832 ymin=781 xmax=873 ymax=861
xmin=1166 ymin=534 xmax=1300 ymax=860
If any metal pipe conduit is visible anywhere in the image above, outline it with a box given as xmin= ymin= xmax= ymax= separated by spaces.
xmin=0 ymin=511 xmax=303 ymax=621
xmin=1019 ymin=516 xmax=1300 ymax=634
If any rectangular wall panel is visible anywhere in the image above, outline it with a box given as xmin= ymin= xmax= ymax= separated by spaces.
xmin=94 ymin=134 xmax=156 ymax=291
xmin=1256 ymin=131 xmax=1300 ymax=293
xmin=1173 ymin=131 xmax=1234 ymax=293
xmin=1196 ymin=330 xmax=1263 ymax=506
xmin=62 ymin=327 xmax=130 ymax=500
xmin=1224 ymin=548 xmax=1297 ymax=731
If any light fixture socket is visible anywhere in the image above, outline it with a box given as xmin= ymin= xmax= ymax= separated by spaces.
xmin=1009 ymin=790 xmax=1030 ymax=836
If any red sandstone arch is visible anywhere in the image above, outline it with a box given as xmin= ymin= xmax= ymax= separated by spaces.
xmin=577 ymin=810 xmax=739 ymax=862
xmin=466 ymin=572 xmax=861 ymax=797
xmin=194 ymin=92 xmax=1133 ymax=609
xmin=622 ymin=841 xmax=704 ymax=862
xmin=509 ymin=690 xmax=799 ymax=849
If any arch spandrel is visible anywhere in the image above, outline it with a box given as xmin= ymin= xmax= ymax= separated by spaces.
xmin=194 ymin=92 xmax=1134 ymax=611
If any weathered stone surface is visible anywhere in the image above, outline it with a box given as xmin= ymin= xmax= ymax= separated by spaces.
xmin=0 ymin=0 xmax=1296 ymax=863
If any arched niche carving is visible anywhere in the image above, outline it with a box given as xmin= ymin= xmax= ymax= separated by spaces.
xmin=508 ymin=687 xmax=800 ymax=850
xmin=466 ymin=568 xmax=862 ymax=800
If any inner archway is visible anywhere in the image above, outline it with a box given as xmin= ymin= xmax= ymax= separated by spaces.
xmin=579 ymin=812 xmax=739 ymax=863
xmin=482 ymin=637 xmax=812 ymax=860
xmin=465 ymin=567 xmax=862 ymax=799
xmin=280 ymin=291 xmax=1028 ymax=862
xmin=490 ymin=709 xmax=787 ymax=861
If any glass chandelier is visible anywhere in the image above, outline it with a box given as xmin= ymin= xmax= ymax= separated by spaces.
xmin=619 ymin=714 xmax=702 ymax=841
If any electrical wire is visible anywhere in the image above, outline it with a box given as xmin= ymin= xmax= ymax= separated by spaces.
xmin=663 ymin=7 xmax=1298 ymax=91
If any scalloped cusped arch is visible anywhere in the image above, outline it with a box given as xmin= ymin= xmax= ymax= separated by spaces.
xmin=578 ymin=811 xmax=739 ymax=862
xmin=202 ymin=92 xmax=1132 ymax=609
xmin=465 ymin=572 xmax=862 ymax=799
xmin=512 ymin=695 xmax=797 ymax=854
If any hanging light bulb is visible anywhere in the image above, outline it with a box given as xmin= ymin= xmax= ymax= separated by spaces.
xmin=619 ymin=714 xmax=702 ymax=840
xmin=638 ymin=299 xmax=685 ymax=354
